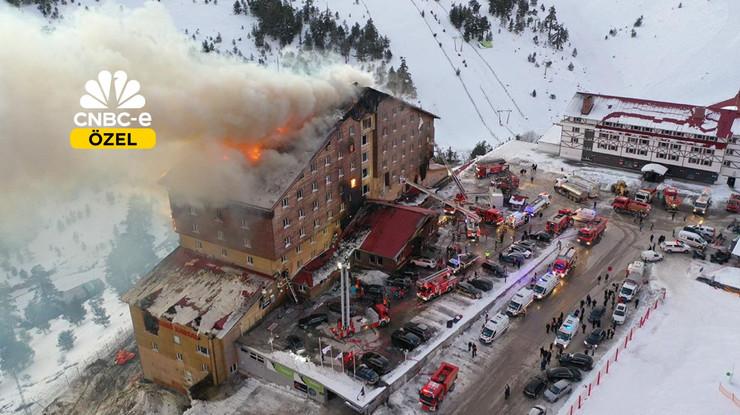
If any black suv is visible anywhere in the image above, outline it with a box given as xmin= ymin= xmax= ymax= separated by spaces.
xmin=546 ymin=367 xmax=582 ymax=382
xmin=482 ymin=260 xmax=507 ymax=278
xmin=361 ymin=352 xmax=391 ymax=375
xmin=391 ymin=329 xmax=421 ymax=351
xmin=558 ymin=353 xmax=594 ymax=371
xmin=528 ymin=231 xmax=553 ymax=243
xmin=298 ymin=313 xmax=328 ymax=329
xmin=469 ymin=278 xmax=493 ymax=292
xmin=584 ymin=328 xmax=606 ymax=348
xmin=353 ymin=364 xmax=380 ymax=385
xmin=403 ymin=322 xmax=435 ymax=342
xmin=588 ymin=306 xmax=606 ymax=323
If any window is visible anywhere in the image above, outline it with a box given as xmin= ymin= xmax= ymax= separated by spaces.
xmin=349 ymin=126 xmax=355 ymax=136
xmin=192 ymin=223 xmax=199 ymax=233
xmin=189 ymin=206 xmax=197 ymax=216
xmin=230 ymin=363 xmax=238 ymax=373
xmin=282 ymin=198 xmax=289 ymax=208
xmin=362 ymin=152 xmax=368 ymax=162
xmin=196 ymin=240 xmax=203 ymax=249
xmin=201 ymin=363 xmax=209 ymax=372
xmin=724 ymin=160 xmax=732 ymax=167
xmin=310 ymin=236 xmax=315 ymax=244
xmin=312 ymin=181 xmax=318 ymax=192
xmin=354 ymin=251 xmax=361 ymax=260
xmin=298 ymin=208 xmax=305 ymax=219
xmin=247 ymin=256 xmax=254 ymax=265
xmin=173 ymin=335 xmax=181 ymax=345
xmin=337 ymin=149 xmax=343 ymax=159
xmin=572 ymin=127 xmax=581 ymax=133
xmin=362 ymin=168 xmax=368 ymax=178
xmin=314 ymin=218 xmax=320 ymax=228
xmin=296 ymin=189 xmax=303 ymax=200
xmin=328 ymin=209 xmax=333 ymax=219
xmin=362 ymin=118 xmax=372 ymax=129
xmin=299 ymin=227 xmax=306 ymax=237
xmin=284 ymin=237 xmax=291 ymax=248
xmin=215 ymin=208 xmax=224 ymax=221
xmin=152 ymin=342 xmax=159 ymax=352
xmin=184 ymin=370 xmax=193 ymax=384
xmin=196 ymin=345 xmax=209 ymax=356
xmin=221 ymin=248 xmax=228 ymax=257
xmin=295 ymin=243 xmax=302 ymax=253
xmin=176 ymin=352 xmax=183 ymax=361
xmin=362 ymin=184 xmax=369 ymax=195
xmin=310 ymin=161 xmax=317 ymax=172
xmin=340 ymin=203 xmax=346 ymax=212
xmin=217 ymin=230 xmax=224 ymax=240
xmin=282 ymin=218 xmax=291 ymax=228
xmin=361 ymin=134 xmax=368 ymax=145
xmin=570 ymin=137 xmax=579 ymax=144
xmin=349 ymin=143 xmax=355 ymax=153
xmin=240 ymin=218 xmax=249 ymax=229
xmin=243 ymin=238 xmax=251 ymax=248
xmin=338 ymin=168 xmax=344 ymax=178
xmin=325 ymin=174 xmax=331 ymax=184
xmin=281 ymin=255 xmax=287 ymax=263
xmin=325 ymin=155 xmax=331 ymax=166
xmin=325 ymin=192 xmax=332 ymax=202
xmin=350 ymin=161 xmax=357 ymax=170
xmin=313 ymin=200 xmax=319 ymax=211
xmin=382 ymin=127 xmax=388 ymax=136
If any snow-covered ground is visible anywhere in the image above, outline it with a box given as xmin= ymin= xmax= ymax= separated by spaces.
xmin=559 ymin=258 xmax=740 ymax=415
xmin=0 ymin=186 xmax=176 ymax=413
xmin=15 ymin=0 xmax=740 ymax=150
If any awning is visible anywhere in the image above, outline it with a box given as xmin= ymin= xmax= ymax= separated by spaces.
xmin=641 ymin=163 xmax=668 ymax=175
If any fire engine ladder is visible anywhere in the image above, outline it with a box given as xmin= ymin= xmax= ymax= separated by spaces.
xmin=401 ymin=179 xmax=481 ymax=223
xmin=279 ymin=271 xmax=299 ymax=303
xmin=435 ymin=145 xmax=468 ymax=201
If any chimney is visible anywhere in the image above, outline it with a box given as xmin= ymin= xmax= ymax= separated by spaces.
xmin=691 ymin=106 xmax=706 ymax=121
xmin=581 ymin=94 xmax=594 ymax=115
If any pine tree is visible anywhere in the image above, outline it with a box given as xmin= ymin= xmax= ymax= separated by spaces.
xmin=470 ymin=140 xmax=493 ymax=158
xmin=568 ymin=62 xmax=574 ymax=71
xmin=396 ymin=57 xmax=417 ymax=99
xmin=90 ymin=297 xmax=111 ymax=327
xmin=58 ymin=330 xmax=76 ymax=352
xmin=531 ymin=89 xmax=537 ymax=97
xmin=233 ymin=0 xmax=241 ymax=14
xmin=634 ymin=15 xmax=643 ymax=27
xmin=572 ymin=47 xmax=578 ymax=57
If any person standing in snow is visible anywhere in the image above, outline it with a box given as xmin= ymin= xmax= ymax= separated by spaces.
xmin=505 ymin=384 xmax=511 ymax=400
xmin=546 ymin=323 xmax=550 ymax=334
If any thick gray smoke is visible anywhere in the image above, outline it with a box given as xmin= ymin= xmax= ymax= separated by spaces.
xmin=0 ymin=3 xmax=373 ymax=244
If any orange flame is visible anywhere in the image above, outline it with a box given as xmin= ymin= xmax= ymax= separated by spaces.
xmin=222 ymin=139 xmax=263 ymax=163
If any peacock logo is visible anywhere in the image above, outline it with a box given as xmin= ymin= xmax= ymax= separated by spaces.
xmin=80 ymin=70 xmax=146 ymax=110
xmin=71 ymin=70 xmax=156 ymax=149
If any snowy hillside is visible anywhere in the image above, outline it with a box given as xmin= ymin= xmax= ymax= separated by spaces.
xmin=11 ymin=0 xmax=740 ymax=150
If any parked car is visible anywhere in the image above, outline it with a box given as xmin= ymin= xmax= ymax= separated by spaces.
xmin=469 ymin=278 xmax=494 ymax=292
xmin=298 ymin=313 xmax=328 ymax=329
xmin=523 ymin=375 xmax=548 ymax=398
xmin=711 ymin=250 xmax=732 ymax=264
xmin=683 ymin=225 xmax=715 ymax=242
xmin=482 ymin=260 xmax=507 ymax=278
xmin=391 ymin=329 xmax=422 ymax=351
xmin=640 ymin=250 xmax=664 ymax=262
xmin=507 ymin=244 xmax=533 ymax=258
xmin=457 ymin=282 xmax=483 ymax=299
xmin=403 ymin=322 xmax=435 ymax=342
xmin=514 ymin=240 xmax=538 ymax=251
xmin=584 ymin=328 xmax=606 ymax=348
xmin=613 ymin=303 xmax=628 ymax=325
xmin=545 ymin=367 xmax=582 ymax=382
xmin=692 ymin=249 xmax=707 ymax=260
xmin=558 ymin=353 xmax=594 ymax=371
xmin=361 ymin=352 xmax=391 ymax=375
xmin=353 ymin=364 xmax=380 ymax=385
xmin=285 ymin=335 xmax=305 ymax=354
xmin=528 ymin=231 xmax=553 ymax=243
xmin=385 ymin=275 xmax=412 ymax=289
xmin=499 ymin=251 xmax=526 ymax=265
xmin=528 ymin=405 xmax=548 ymax=415
xmin=588 ymin=306 xmax=606 ymax=323
xmin=364 ymin=284 xmax=386 ymax=298
xmin=410 ymin=257 xmax=437 ymax=269
xmin=543 ymin=379 xmax=573 ymax=403
xmin=660 ymin=240 xmax=691 ymax=253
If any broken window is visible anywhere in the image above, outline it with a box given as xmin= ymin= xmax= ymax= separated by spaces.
xmin=143 ymin=311 xmax=159 ymax=335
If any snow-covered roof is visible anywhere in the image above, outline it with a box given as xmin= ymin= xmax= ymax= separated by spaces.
xmin=538 ymin=124 xmax=562 ymax=145
xmin=564 ymin=92 xmax=740 ymax=140
xmin=123 ymin=247 xmax=273 ymax=338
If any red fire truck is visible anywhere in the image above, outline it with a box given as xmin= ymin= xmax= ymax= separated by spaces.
xmin=474 ymin=207 xmax=505 ymax=225
xmin=416 ymin=268 xmax=458 ymax=302
xmin=419 ymin=362 xmax=459 ymax=411
xmin=475 ymin=159 xmax=508 ymax=179
xmin=552 ymin=246 xmax=578 ymax=278
xmin=576 ymin=217 xmax=607 ymax=246
xmin=546 ymin=212 xmax=573 ymax=234
xmin=612 ymin=196 xmax=651 ymax=217
xmin=726 ymin=194 xmax=740 ymax=213
xmin=662 ymin=186 xmax=682 ymax=212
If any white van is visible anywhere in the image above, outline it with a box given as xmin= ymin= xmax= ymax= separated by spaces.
xmin=506 ymin=288 xmax=534 ymax=316
xmin=677 ymin=230 xmax=708 ymax=250
xmin=533 ymin=272 xmax=559 ymax=300
xmin=627 ymin=260 xmax=645 ymax=281
xmin=618 ymin=279 xmax=640 ymax=302
xmin=479 ymin=312 xmax=510 ymax=344
xmin=554 ymin=314 xmax=580 ymax=349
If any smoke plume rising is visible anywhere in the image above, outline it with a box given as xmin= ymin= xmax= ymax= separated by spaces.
xmin=0 ymin=3 xmax=373 ymax=245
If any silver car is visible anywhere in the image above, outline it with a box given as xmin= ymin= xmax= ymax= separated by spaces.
xmin=543 ymin=379 xmax=572 ymax=403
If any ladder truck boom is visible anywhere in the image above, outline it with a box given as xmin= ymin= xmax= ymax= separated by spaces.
xmin=401 ymin=179 xmax=481 ymax=223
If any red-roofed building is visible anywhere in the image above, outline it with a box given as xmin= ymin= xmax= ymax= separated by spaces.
xmin=558 ymin=91 xmax=740 ymax=184
xmin=351 ymin=201 xmax=438 ymax=272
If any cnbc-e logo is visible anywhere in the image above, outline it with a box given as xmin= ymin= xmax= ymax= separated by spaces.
xmin=70 ymin=70 xmax=156 ymax=149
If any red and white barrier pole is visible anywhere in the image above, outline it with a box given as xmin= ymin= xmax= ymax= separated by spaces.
xmin=588 ymin=383 xmax=592 ymax=396
xmin=570 ymin=404 xmax=574 ymax=415
xmin=629 ymin=328 xmax=634 ymax=341
xmin=597 ymin=371 xmax=601 ymax=385
xmin=654 ymin=299 xmax=659 ymax=310
xmin=578 ymin=394 xmax=583 ymax=409
xmin=624 ymin=335 xmax=629 ymax=348
xmin=606 ymin=359 xmax=610 ymax=374
xmin=615 ymin=348 xmax=620 ymax=362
